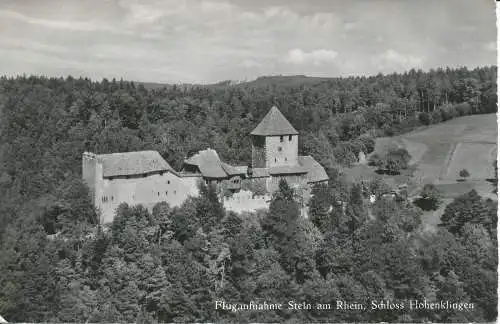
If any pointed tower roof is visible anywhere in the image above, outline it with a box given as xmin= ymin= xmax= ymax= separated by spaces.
xmin=250 ymin=106 xmax=299 ymax=136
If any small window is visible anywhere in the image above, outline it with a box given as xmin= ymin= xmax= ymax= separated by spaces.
xmin=165 ymin=191 xmax=168 ymax=196
xmin=285 ymin=157 xmax=287 ymax=161
xmin=174 ymin=190 xmax=177 ymax=195
xmin=278 ymin=146 xmax=282 ymax=152
xmin=289 ymin=135 xmax=292 ymax=141
xmin=157 ymin=192 xmax=160 ymax=196
xmin=167 ymin=180 xmax=170 ymax=184
xmin=274 ymin=158 xmax=277 ymax=163
xmin=111 ymin=196 xmax=114 ymax=201
xmin=280 ymin=136 xmax=284 ymax=142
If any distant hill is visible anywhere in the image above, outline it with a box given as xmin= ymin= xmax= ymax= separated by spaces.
xmin=137 ymin=75 xmax=335 ymax=90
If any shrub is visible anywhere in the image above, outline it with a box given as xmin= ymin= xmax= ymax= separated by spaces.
xmin=368 ymin=153 xmax=384 ymax=168
xmin=414 ymin=183 xmax=442 ymax=211
xmin=459 ymin=169 xmax=470 ymax=181
xmin=418 ymin=112 xmax=431 ymax=125
xmin=359 ymin=136 xmax=376 ymax=154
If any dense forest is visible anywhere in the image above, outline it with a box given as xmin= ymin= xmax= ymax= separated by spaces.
xmin=0 ymin=66 xmax=497 ymax=322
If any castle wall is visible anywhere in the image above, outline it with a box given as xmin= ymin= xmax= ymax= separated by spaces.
xmin=266 ymin=173 xmax=307 ymax=193
xmin=265 ymin=135 xmax=298 ymax=168
xmin=82 ymin=152 xmax=102 ymax=204
xmin=223 ymin=190 xmax=270 ymax=213
xmin=180 ymin=175 xmax=202 ymax=197
xmin=96 ymin=171 xmax=192 ymax=224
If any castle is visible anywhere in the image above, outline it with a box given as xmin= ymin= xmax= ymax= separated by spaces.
xmin=82 ymin=106 xmax=328 ymax=223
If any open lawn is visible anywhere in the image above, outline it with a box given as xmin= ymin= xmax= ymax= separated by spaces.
xmin=351 ymin=113 xmax=498 ymax=233
xmin=373 ymin=113 xmax=497 ymax=199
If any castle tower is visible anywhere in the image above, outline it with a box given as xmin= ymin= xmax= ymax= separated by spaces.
xmin=251 ymin=106 xmax=299 ymax=169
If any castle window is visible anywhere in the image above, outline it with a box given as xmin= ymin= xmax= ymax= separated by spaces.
xmin=168 ymin=180 xmax=171 ymax=184
xmin=289 ymin=135 xmax=292 ymax=141
xmin=280 ymin=136 xmax=284 ymax=142
xmin=278 ymin=146 xmax=282 ymax=152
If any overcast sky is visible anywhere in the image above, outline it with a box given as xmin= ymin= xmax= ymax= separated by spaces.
xmin=0 ymin=0 xmax=496 ymax=83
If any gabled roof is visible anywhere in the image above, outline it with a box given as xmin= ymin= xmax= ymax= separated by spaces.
xmin=250 ymin=106 xmax=299 ymax=136
xmin=183 ymin=148 xmax=246 ymax=179
xmin=97 ymin=151 xmax=175 ymax=178
xmin=298 ymin=156 xmax=329 ymax=183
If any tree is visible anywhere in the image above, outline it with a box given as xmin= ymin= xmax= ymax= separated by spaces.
xmin=368 ymin=153 xmax=384 ymax=169
xmin=440 ymin=189 xmax=495 ymax=236
xmin=414 ymin=183 xmax=442 ymax=211
xmin=491 ymin=159 xmax=497 ymax=194
xmin=459 ymin=169 xmax=470 ymax=181
xmin=384 ymin=148 xmax=411 ymax=174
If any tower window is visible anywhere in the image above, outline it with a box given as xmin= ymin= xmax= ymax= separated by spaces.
xmin=289 ymin=135 xmax=292 ymax=141
xmin=280 ymin=136 xmax=284 ymax=142
xmin=167 ymin=180 xmax=171 ymax=184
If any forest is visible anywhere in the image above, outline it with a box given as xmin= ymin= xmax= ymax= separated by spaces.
xmin=0 ymin=66 xmax=497 ymax=322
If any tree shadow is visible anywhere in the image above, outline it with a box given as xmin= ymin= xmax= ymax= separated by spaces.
xmin=375 ymin=169 xmax=401 ymax=176
xmin=413 ymin=197 xmax=439 ymax=211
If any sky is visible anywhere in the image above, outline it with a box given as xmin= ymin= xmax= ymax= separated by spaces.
xmin=0 ymin=0 xmax=496 ymax=83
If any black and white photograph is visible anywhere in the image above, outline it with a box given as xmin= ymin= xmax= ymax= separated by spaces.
xmin=0 ymin=0 xmax=497 ymax=323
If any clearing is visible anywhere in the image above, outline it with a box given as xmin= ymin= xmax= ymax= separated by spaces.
xmin=373 ymin=113 xmax=497 ymax=200
xmin=344 ymin=113 xmax=497 ymax=233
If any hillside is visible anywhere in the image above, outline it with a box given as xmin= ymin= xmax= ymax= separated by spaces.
xmin=374 ymin=113 xmax=497 ymax=198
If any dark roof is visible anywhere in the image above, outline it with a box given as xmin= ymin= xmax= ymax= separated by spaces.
xmin=298 ymin=156 xmax=329 ymax=183
xmin=252 ymin=168 xmax=270 ymax=178
xmin=183 ymin=149 xmax=246 ymax=179
xmin=269 ymin=165 xmax=308 ymax=175
xmin=250 ymin=106 xmax=299 ymax=136
xmin=97 ymin=151 xmax=175 ymax=178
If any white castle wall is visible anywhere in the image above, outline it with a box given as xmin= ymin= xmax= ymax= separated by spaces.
xmin=96 ymin=171 xmax=192 ymax=224
xmin=223 ymin=190 xmax=271 ymax=213
xmin=265 ymin=135 xmax=298 ymax=167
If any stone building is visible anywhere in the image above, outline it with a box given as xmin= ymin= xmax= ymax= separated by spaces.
xmin=250 ymin=106 xmax=328 ymax=194
xmin=179 ymin=148 xmax=248 ymax=194
xmin=83 ymin=106 xmax=328 ymax=223
xmin=82 ymin=150 xmax=192 ymax=223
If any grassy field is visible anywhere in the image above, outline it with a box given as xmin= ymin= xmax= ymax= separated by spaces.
xmin=373 ymin=113 xmax=497 ymax=200
xmin=342 ymin=113 xmax=497 ymax=233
